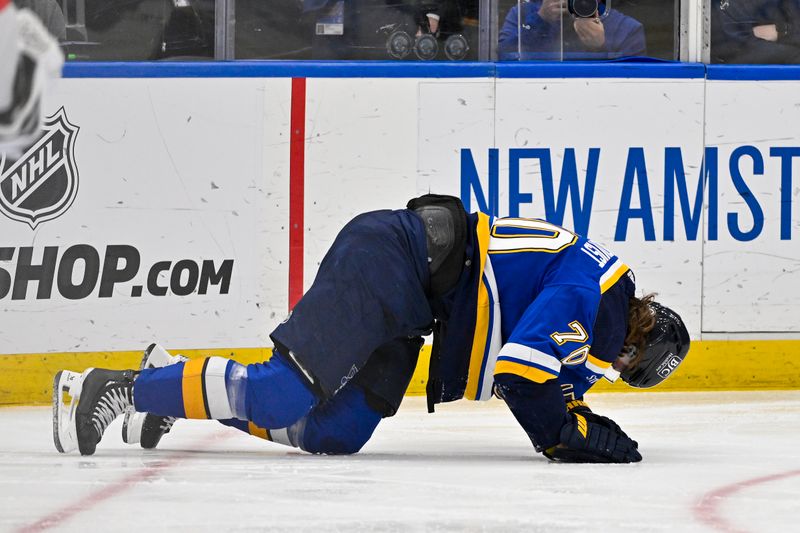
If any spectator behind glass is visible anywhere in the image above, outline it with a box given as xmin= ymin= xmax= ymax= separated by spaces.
xmin=14 ymin=0 xmax=65 ymax=40
xmin=711 ymin=0 xmax=800 ymax=64
xmin=498 ymin=0 xmax=646 ymax=60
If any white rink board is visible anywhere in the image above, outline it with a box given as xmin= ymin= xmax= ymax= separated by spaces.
xmin=704 ymin=80 xmax=800 ymax=332
xmin=418 ymin=78 xmax=706 ymax=337
xmin=0 ymin=78 xmax=292 ymax=354
xmin=1 ymin=73 xmax=799 ymax=357
xmin=303 ymin=78 xmax=421 ymax=278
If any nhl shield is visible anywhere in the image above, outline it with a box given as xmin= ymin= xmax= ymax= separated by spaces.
xmin=0 ymin=107 xmax=79 ymax=229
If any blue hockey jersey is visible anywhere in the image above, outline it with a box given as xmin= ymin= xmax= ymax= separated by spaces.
xmin=450 ymin=213 xmax=633 ymax=403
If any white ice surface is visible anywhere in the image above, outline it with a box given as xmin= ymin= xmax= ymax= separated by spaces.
xmin=1 ymin=392 xmax=799 ymax=532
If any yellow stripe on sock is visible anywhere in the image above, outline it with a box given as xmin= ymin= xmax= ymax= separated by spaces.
xmin=248 ymin=421 xmax=270 ymax=441
xmin=182 ymin=358 xmax=209 ymax=419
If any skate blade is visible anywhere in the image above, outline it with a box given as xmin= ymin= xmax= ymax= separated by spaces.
xmin=121 ymin=408 xmax=144 ymax=444
xmin=122 ymin=344 xmax=185 ymax=446
xmin=52 ymin=370 xmax=84 ymax=454
xmin=121 ymin=344 xmax=163 ymax=445
xmin=141 ymin=343 xmax=186 ymax=369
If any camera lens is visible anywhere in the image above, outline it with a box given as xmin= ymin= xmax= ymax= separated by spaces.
xmin=387 ymin=30 xmax=413 ymax=59
xmin=569 ymin=0 xmax=600 ymax=18
xmin=444 ymin=35 xmax=469 ymax=61
xmin=414 ymin=34 xmax=438 ymax=61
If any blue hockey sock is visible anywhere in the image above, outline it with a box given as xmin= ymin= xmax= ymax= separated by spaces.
xmin=134 ymin=356 xmax=239 ymax=419
xmin=133 ymin=360 xmax=187 ymax=417
xmin=133 ymin=350 xmax=318 ymax=429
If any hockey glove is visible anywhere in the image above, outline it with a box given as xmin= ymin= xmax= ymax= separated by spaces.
xmin=544 ymin=412 xmax=642 ymax=463
xmin=566 ymin=400 xmax=638 ymax=449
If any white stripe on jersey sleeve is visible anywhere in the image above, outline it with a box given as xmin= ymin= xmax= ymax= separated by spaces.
xmin=599 ymin=258 xmax=626 ymax=288
xmin=497 ymin=342 xmax=562 ymax=373
xmin=584 ymin=357 xmax=608 ymax=375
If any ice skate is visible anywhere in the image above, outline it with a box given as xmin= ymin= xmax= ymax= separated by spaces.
xmin=122 ymin=343 xmax=187 ymax=449
xmin=52 ymin=368 xmax=135 ymax=456
xmin=52 ymin=370 xmax=81 ymax=453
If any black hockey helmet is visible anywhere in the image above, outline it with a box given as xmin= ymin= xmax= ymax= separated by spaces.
xmin=620 ymin=302 xmax=690 ymax=388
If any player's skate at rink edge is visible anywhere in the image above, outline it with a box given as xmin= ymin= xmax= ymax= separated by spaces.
xmin=52 ymin=194 xmax=690 ymax=463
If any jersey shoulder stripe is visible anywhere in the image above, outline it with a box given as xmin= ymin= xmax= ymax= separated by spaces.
xmin=599 ymin=258 xmax=629 ymax=293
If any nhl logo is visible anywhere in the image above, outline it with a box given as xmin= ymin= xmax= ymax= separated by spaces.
xmin=0 ymin=107 xmax=79 ymax=229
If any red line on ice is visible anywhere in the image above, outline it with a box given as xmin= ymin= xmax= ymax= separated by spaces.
xmin=693 ymin=468 xmax=800 ymax=532
xmin=18 ymin=432 xmax=229 ymax=532
xmin=288 ymin=77 xmax=306 ymax=310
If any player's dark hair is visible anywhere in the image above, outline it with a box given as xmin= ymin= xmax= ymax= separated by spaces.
xmin=624 ymin=293 xmax=657 ymax=368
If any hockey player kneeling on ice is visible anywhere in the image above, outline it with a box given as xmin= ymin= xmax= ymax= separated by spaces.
xmin=53 ymin=194 xmax=690 ymax=462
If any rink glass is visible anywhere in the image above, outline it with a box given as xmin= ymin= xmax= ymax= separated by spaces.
xmin=30 ymin=1 xmax=796 ymax=64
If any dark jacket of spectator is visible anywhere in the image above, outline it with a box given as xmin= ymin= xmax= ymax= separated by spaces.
xmin=498 ymin=1 xmax=646 ymax=60
xmin=711 ymin=0 xmax=800 ymax=64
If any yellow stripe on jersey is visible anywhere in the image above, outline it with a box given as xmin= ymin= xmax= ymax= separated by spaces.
xmin=182 ymin=357 xmax=209 ymax=419
xmin=465 ymin=212 xmax=492 ymax=401
xmin=495 ymin=359 xmax=558 ymax=383
xmin=248 ymin=421 xmax=270 ymax=441
xmin=600 ymin=261 xmax=629 ymax=294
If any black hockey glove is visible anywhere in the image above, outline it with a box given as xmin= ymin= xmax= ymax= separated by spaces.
xmin=543 ymin=412 xmax=642 ymax=464
xmin=566 ymin=400 xmax=638 ymax=449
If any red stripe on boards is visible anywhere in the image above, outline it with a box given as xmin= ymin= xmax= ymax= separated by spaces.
xmin=289 ymin=78 xmax=306 ymax=310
